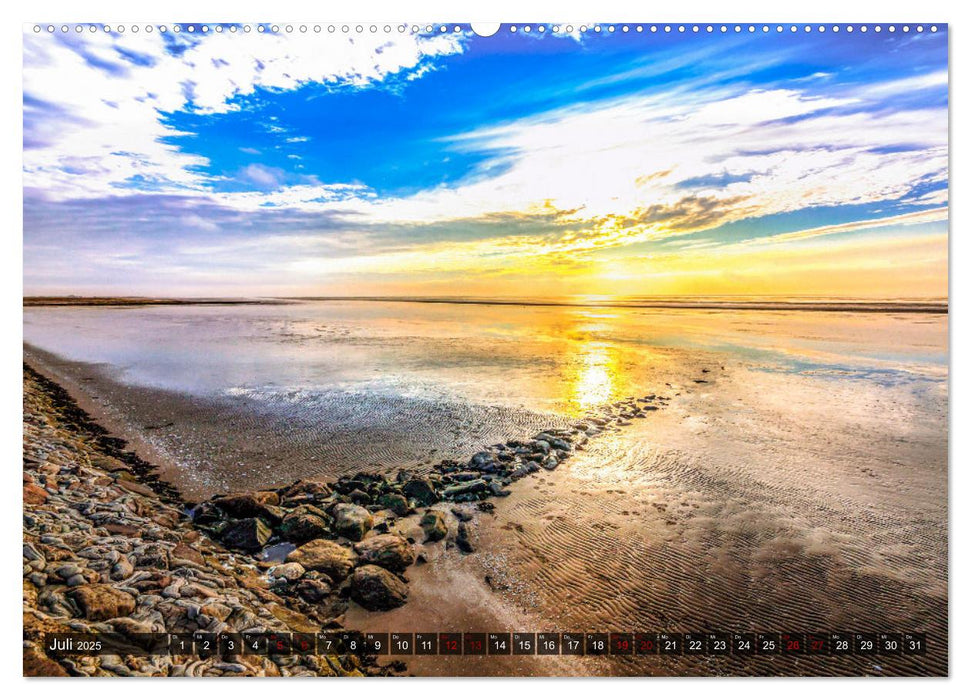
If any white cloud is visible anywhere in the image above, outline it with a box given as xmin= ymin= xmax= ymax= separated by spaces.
xmin=239 ymin=163 xmax=283 ymax=188
xmin=205 ymin=78 xmax=947 ymax=256
xmin=23 ymin=28 xmax=464 ymax=198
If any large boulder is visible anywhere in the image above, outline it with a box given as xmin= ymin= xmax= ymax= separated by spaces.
xmin=285 ymin=539 xmax=357 ymax=582
xmin=67 ymin=584 xmax=136 ymax=621
xmin=279 ymin=512 xmax=331 ymax=544
xmin=419 ymin=510 xmax=447 ymax=543
xmin=402 ymin=479 xmax=438 ymax=507
xmin=350 ymin=565 xmax=408 ymax=611
xmin=219 ymin=518 xmax=271 ymax=553
xmin=333 ymin=503 xmax=373 ymax=542
xmin=354 ymin=534 xmax=415 ymax=573
xmin=211 ymin=493 xmax=284 ymax=525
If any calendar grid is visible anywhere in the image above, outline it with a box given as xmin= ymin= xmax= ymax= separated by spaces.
xmin=43 ymin=632 xmax=926 ymax=657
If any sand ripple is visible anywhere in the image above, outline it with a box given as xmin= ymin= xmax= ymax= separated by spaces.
xmin=478 ymin=375 xmax=947 ymax=676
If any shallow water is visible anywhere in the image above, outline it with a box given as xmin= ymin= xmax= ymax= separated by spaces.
xmin=23 ymin=298 xmax=947 ymax=675
xmin=23 ymin=299 xmax=947 ymax=414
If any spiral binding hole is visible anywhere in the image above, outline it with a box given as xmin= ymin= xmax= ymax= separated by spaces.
xmin=28 ymin=22 xmax=944 ymax=39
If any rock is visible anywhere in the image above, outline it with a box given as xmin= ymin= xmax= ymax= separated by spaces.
xmin=508 ymin=463 xmax=533 ymax=478
xmin=211 ymin=493 xmax=284 ymax=525
xmin=278 ymin=479 xmax=332 ymax=505
xmin=115 ymin=478 xmax=157 ymax=498
xmin=335 ymin=478 xmax=366 ymax=495
xmin=23 ymin=648 xmax=69 ymax=677
xmin=219 ymin=518 xmax=272 ymax=553
xmin=110 ymin=554 xmax=134 ymax=581
xmin=67 ymin=584 xmax=136 ymax=621
xmin=22 ymin=543 xmax=44 ymax=563
xmin=91 ymin=455 xmax=129 ymax=472
xmin=285 ymin=539 xmax=357 ymax=581
xmin=296 ymin=578 xmax=332 ymax=603
xmin=402 ymin=478 xmax=438 ymax=507
xmin=201 ymin=602 xmax=232 ymax=621
xmin=104 ymin=522 xmax=142 ymax=537
xmin=354 ymin=534 xmax=415 ymax=573
xmin=456 ymin=522 xmax=475 ymax=554
xmin=347 ymin=489 xmax=371 ymax=505
xmin=350 ymin=565 xmax=408 ymax=611
xmin=470 ymin=451 xmax=494 ymax=469
xmin=450 ymin=508 xmax=474 ymax=523
xmin=279 ymin=512 xmax=331 ymax=544
xmin=419 ymin=510 xmax=447 ymax=542
xmin=163 ymin=578 xmax=185 ymax=598
xmin=133 ymin=543 xmax=169 ymax=569
xmin=255 ymin=490 xmax=281 ymax=506
xmin=451 ymin=471 xmax=482 ymax=482
xmin=333 ymin=503 xmax=372 ymax=542
xmin=269 ymin=562 xmax=305 ymax=581
xmin=189 ymin=501 xmax=223 ymax=527
xmin=23 ymin=483 xmax=48 ymax=505
xmin=443 ymin=479 xmax=488 ymax=499
xmin=55 ymin=563 xmax=83 ymax=580
xmin=377 ymin=492 xmax=409 ymax=516
xmin=108 ymin=616 xmax=157 ymax=638
xmin=170 ymin=543 xmax=206 ymax=568
xmin=489 ymin=482 xmax=511 ymax=497
xmin=214 ymin=662 xmax=248 ymax=674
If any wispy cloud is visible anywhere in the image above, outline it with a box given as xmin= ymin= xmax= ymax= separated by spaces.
xmin=727 ymin=207 xmax=949 ymax=249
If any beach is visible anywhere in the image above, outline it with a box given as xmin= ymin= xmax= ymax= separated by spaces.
xmin=22 ymin=365 xmax=373 ymax=677
xmin=23 ymin=298 xmax=948 ymax=676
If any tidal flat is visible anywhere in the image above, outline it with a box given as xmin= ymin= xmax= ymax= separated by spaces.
xmin=23 ymin=298 xmax=948 ymax=676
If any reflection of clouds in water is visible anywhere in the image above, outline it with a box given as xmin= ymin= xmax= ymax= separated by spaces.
xmin=757 ymin=361 xmax=947 ymax=388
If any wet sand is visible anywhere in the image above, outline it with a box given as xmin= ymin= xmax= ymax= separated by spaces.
xmin=344 ymin=363 xmax=947 ymax=676
xmin=23 ymin=345 xmax=575 ymax=502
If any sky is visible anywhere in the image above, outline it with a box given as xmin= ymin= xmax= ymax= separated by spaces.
xmin=23 ymin=23 xmax=948 ymax=298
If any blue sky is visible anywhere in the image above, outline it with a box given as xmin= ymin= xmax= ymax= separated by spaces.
xmin=23 ymin=24 xmax=948 ymax=296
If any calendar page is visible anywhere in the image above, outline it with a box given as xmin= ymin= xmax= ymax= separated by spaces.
xmin=22 ymin=21 xmax=947 ymax=678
